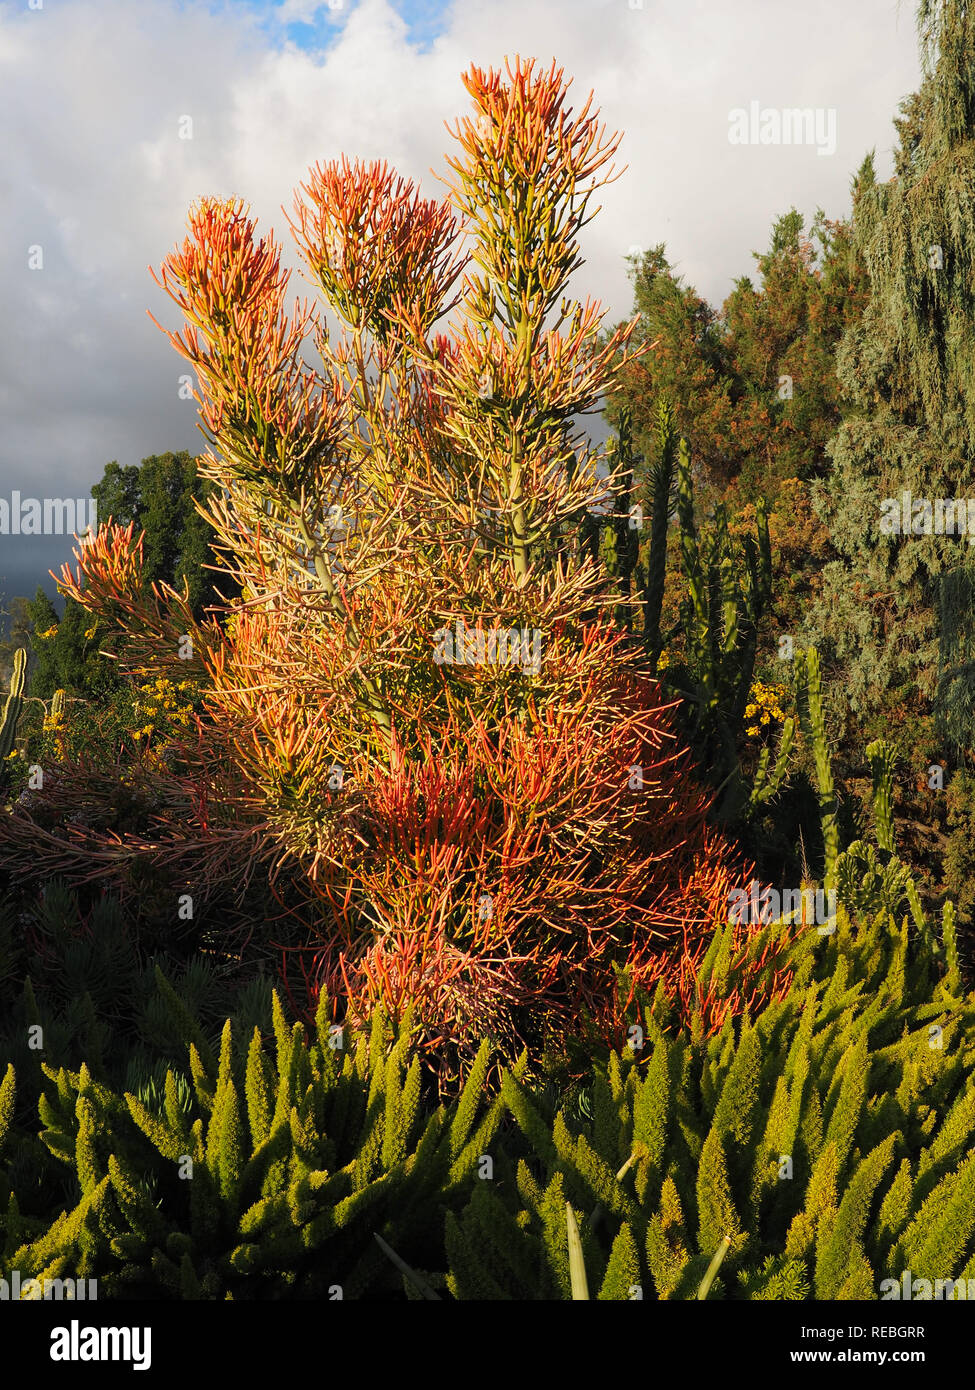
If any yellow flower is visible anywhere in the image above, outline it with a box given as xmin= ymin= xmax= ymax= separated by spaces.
xmin=37 ymin=625 xmax=58 ymax=640
xmin=83 ymin=625 xmax=97 ymax=640
xmin=744 ymin=679 xmax=788 ymax=736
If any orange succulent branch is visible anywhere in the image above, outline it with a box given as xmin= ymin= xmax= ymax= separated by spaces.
xmin=284 ymin=156 xmax=467 ymax=346
xmin=378 ymin=54 xmax=653 ymax=579
xmin=148 ymin=195 xmax=402 ymax=749
xmin=53 ymin=521 xmax=224 ymax=688
xmin=443 ymin=58 xmax=624 ymax=350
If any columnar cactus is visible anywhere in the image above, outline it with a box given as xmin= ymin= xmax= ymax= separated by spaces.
xmin=0 ymin=648 xmax=27 ymax=763
xmin=795 ymin=646 xmax=839 ymax=884
xmin=865 ymin=737 xmax=896 ymax=855
xmin=600 ymin=404 xmax=780 ymax=820
xmin=640 ymin=402 xmax=679 ymax=671
xmin=748 ymin=715 xmax=796 ymax=811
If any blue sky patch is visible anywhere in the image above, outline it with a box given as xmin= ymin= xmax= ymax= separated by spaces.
xmin=185 ymin=0 xmax=453 ymax=54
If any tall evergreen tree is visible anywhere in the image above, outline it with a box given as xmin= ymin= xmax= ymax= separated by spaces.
xmin=92 ymin=451 xmax=235 ymax=615
xmin=608 ymin=245 xmax=736 ymax=488
xmin=602 ymin=211 xmax=868 ymax=646
xmin=607 ymin=209 xmax=867 ymax=513
xmin=24 ymin=586 xmax=124 ymax=701
xmin=0 ymin=596 xmax=33 ymax=674
xmin=720 ymin=208 xmax=868 ymax=505
xmin=808 ymin=0 xmax=975 ymax=755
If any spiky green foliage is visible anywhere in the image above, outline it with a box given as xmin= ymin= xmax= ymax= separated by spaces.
xmin=2 ymin=988 xmax=518 ymax=1298
xmin=443 ymin=872 xmax=975 ymax=1298
xmin=3 ymin=859 xmax=973 ymax=1300
xmin=0 ymin=880 xmax=276 ymax=1145
xmin=0 ymin=1065 xmax=14 ymax=1157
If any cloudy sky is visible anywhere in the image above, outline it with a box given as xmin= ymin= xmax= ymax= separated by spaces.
xmin=0 ymin=0 xmax=924 ymax=620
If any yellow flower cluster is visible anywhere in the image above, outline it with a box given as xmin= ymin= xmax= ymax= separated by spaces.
xmin=744 ymin=680 xmax=788 ymax=737
xmin=37 ymin=625 xmax=58 ymax=640
xmin=43 ymin=696 xmax=67 ymax=756
xmin=132 ymin=676 xmax=196 ymax=741
xmin=656 ymin=648 xmax=671 ymax=672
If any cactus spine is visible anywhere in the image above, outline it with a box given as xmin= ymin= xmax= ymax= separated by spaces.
xmin=0 ymin=648 xmax=27 ymax=763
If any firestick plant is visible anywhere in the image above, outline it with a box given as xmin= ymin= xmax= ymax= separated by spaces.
xmin=58 ymin=57 xmax=781 ymax=1093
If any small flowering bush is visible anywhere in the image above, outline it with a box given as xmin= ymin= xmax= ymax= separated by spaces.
xmin=131 ymin=673 xmax=199 ymax=747
xmin=744 ymin=679 xmax=788 ymax=738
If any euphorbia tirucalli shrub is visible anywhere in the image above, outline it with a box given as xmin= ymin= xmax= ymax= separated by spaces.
xmin=61 ymin=57 xmax=773 ymax=1091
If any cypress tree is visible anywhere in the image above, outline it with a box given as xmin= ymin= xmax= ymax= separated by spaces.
xmin=808 ymin=0 xmax=975 ymax=753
